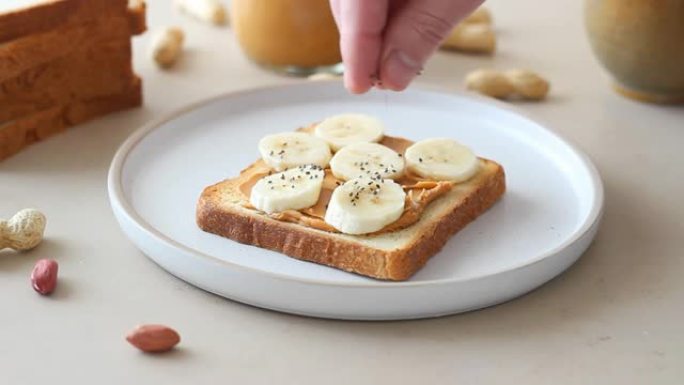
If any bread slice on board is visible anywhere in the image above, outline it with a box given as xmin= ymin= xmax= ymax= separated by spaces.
xmin=197 ymin=159 xmax=505 ymax=281
xmin=0 ymin=77 xmax=141 ymax=160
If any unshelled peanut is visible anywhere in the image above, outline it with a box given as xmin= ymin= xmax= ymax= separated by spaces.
xmin=465 ymin=69 xmax=550 ymax=101
xmin=0 ymin=209 xmax=46 ymax=251
xmin=150 ymin=27 xmax=185 ymax=69
xmin=441 ymin=23 xmax=496 ymax=54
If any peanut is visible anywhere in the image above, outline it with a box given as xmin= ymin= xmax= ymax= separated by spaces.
xmin=463 ymin=7 xmax=492 ymax=25
xmin=175 ymin=0 xmax=227 ymax=26
xmin=126 ymin=324 xmax=181 ymax=353
xmin=441 ymin=23 xmax=496 ymax=54
xmin=150 ymin=27 xmax=185 ymax=69
xmin=31 ymin=259 xmax=58 ymax=295
xmin=465 ymin=69 xmax=550 ymax=101
xmin=0 ymin=209 xmax=46 ymax=251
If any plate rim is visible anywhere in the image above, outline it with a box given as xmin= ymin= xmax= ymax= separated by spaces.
xmin=108 ymin=82 xmax=605 ymax=289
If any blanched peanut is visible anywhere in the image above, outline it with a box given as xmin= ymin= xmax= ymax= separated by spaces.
xmin=150 ymin=27 xmax=185 ymax=69
xmin=0 ymin=209 xmax=46 ymax=251
xmin=463 ymin=7 xmax=492 ymax=25
xmin=465 ymin=69 xmax=550 ymax=101
xmin=441 ymin=23 xmax=496 ymax=54
xmin=175 ymin=0 xmax=227 ymax=26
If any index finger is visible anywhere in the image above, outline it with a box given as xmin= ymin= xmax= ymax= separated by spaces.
xmin=331 ymin=0 xmax=389 ymax=94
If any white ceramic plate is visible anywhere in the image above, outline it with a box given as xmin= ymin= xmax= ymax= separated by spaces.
xmin=108 ymin=82 xmax=603 ymax=320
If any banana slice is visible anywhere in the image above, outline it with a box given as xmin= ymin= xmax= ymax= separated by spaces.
xmin=405 ymin=138 xmax=480 ymax=182
xmin=250 ymin=165 xmax=325 ymax=214
xmin=314 ymin=113 xmax=385 ymax=151
xmin=329 ymin=142 xmax=405 ymax=181
xmin=325 ymin=177 xmax=406 ymax=235
xmin=259 ymin=132 xmax=331 ymax=171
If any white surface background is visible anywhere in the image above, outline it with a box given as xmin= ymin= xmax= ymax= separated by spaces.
xmin=1 ymin=0 xmax=683 ymax=383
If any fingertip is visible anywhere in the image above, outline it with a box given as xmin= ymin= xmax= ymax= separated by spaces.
xmin=379 ymin=50 xmax=420 ymax=91
xmin=344 ymin=75 xmax=372 ymax=94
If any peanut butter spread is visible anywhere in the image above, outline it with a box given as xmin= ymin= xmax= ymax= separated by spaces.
xmin=238 ymin=136 xmax=455 ymax=234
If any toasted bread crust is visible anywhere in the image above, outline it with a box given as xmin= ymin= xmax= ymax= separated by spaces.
xmin=197 ymin=161 xmax=505 ymax=281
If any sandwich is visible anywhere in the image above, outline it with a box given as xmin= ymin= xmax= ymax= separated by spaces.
xmin=197 ymin=113 xmax=505 ymax=281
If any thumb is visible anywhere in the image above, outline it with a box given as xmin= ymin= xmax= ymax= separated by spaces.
xmin=379 ymin=0 xmax=484 ymax=91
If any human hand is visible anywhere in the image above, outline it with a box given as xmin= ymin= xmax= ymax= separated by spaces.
xmin=330 ymin=0 xmax=485 ymax=93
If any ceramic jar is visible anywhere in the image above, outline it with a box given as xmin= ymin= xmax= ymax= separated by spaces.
xmin=585 ymin=0 xmax=684 ymax=104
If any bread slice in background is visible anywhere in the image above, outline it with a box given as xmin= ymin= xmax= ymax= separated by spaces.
xmin=0 ymin=4 xmax=146 ymax=82
xmin=0 ymin=0 xmax=146 ymax=161
xmin=0 ymin=39 xmax=137 ymax=122
xmin=0 ymin=76 xmax=141 ymax=160
xmin=0 ymin=0 xmax=131 ymax=43
xmin=197 ymin=159 xmax=506 ymax=281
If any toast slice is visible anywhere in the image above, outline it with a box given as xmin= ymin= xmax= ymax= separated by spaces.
xmin=0 ymin=76 xmax=141 ymax=160
xmin=0 ymin=39 xmax=135 ymax=122
xmin=0 ymin=38 xmax=136 ymax=123
xmin=0 ymin=0 xmax=130 ymax=43
xmin=0 ymin=5 xmax=146 ymax=83
xmin=197 ymin=157 xmax=505 ymax=281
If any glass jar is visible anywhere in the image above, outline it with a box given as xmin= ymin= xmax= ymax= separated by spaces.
xmin=231 ymin=0 xmax=342 ymax=76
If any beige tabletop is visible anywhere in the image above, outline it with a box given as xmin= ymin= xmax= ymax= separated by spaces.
xmin=2 ymin=0 xmax=683 ymax=383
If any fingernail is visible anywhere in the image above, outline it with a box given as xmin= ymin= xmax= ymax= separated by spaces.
xmin=381 ymin=50 xmax=421 ymax=90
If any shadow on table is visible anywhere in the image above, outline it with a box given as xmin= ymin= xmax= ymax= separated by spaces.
xmin=231 ymin=172 xmax=677 ymax=343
